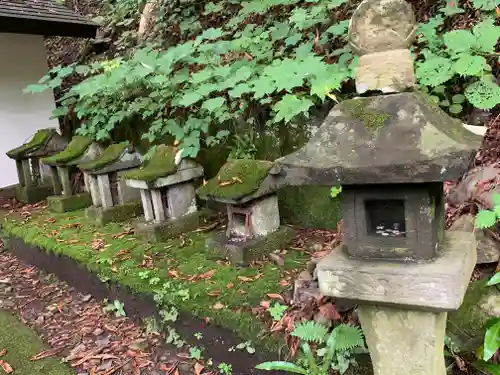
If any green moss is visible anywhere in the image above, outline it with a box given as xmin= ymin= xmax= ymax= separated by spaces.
xmin=1 ymin=207 xmax=307 ymax=355
xmin=86 ymin=201 xmax=143 ymax=225
xmin=6 ymin=129 xmax=54 ymax=160
xmin=41 ymin=136 xmax=93 ymax=166
xmin=342 ymin=98 xmax=390 ymax=133
xmin=47 ymin=193 xmax=92 ymax=213
xmin=119 ymin=144 xmax=177 ymax=182
xmin=197 ymin=159 xmax=273 ymax=201
xmin=79 ymin=142 xmax=129 ymax=172
xmin=0 ymin=310 xmax=75 ymax=375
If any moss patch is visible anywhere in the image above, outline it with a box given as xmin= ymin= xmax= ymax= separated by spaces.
xmin=6 ymin=129 xmax=54 ymax=160
xmin=0 ymin=309 xmax=75 ymax=375
xmin=86 ymin=201 xmax=143 ymax=225
xmin=342 ymin=98 xmax=390 ymax=134
xmin=1 ymin=207 xmax=308 ymax=354
xmin=47 ymin=193 xmax=92 ymax=213
xmin=197 ymin=159 xmax=273 ymax=201
xmin=120 ymin=145 xmax=177 ymax=181
xmin=41 ymin=136 xmax=93 ymax=166
xmin=79 ymin=142 xmax=129 ymax=172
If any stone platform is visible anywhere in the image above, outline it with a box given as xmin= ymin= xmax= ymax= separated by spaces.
xmin=85 ymin=201 xmax=143 ymax=225
xmin=47 ymin=192 xmax=93 ymax=213
xmin=15 ymin=185 xmax=53 ymax=204
xmin=206 ymin=226 xmax=295 ymax=266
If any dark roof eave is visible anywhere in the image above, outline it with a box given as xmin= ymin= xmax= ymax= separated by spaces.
xmin=0 ymin=15 xmax=98 ymax=37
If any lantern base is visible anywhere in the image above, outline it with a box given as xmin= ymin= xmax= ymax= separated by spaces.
xmin=316 ymin=230 xmax=476 ymax=311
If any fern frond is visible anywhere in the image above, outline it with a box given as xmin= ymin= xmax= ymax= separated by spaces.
xmin=331 ymin=324 xmax=364 ymax=352
xmin=292 ymin=321 xmax=328 ymax=343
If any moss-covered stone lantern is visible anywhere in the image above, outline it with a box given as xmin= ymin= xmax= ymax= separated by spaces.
xmin=42 ymin=136 xmax=102 ymax=212
xmin=6 ymin=128 xmax=68 ymax=204
xmin=273 ymin=0 xmax=483 ymax=373
xmin=197 ymin=159 xmax=294 ymax=266
xmin=79 ymin=142 xmax=143 ymax=225
xmin=121 ymin=145 xmax=208 ymax=242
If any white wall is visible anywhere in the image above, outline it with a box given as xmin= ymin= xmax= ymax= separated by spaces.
xmin=0 ymin=33 xmax=60 ymax=188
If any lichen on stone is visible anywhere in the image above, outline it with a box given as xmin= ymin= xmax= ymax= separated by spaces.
xmin=41 ymin=136 xmax=93 ymax=166
xmin=342 ymin=98 xmax=391 ymax=134
xmin=197 ymin=159 xmax=274 ymax=201
xmin=120 ymin=144 xmax=177 ymax=182
xmin=79 ymin=142 xmax=129 ymax=172
xmin=6 ymin=128 xmax=54 ymax=160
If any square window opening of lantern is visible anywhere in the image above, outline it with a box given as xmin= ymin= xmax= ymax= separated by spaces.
xmin=342 ymin=184 xmax=440 ymax=261
xmin=227 ymin=204 xmax=253 ymax=239
xmin=109 ymin=172 xmax=119 ymax=206
xmin=160 ymin=187 xmax=169 ymax=215
xmin=365 ymin=199 xmax=406 ymax=237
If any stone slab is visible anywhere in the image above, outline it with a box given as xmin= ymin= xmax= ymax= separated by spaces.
xmin=15 ymin=185 xmax=53 ymax=204
xmin=134 ymin=208 xmax=215 ymax=243
xmin=85 ymin=201 xmax=143 ymax=225
xmin=47 ymin=192 xmax=92 ymax=213
xmin=206 ymin=226 xmax=295 ymax=266
xmin=125 ymin=166 xmax=203 ymax=189
xmin=316 ymin=230 xmax=476 ymax=311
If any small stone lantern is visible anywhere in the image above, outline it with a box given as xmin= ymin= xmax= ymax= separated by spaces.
xmin=121 ymin=145 xmax=208 ymax=242
xmin=79 ymin=142 xmax=143 ymax=225
xmin=274 ymin=0 xmax=483 ymax=373
xmin=6 ymin=128 xmax=68 ymax=204
xmin=197 ymin=159 xmax=294 ymax=265
xmin=42 ymin=136 xmax=102 ymax=212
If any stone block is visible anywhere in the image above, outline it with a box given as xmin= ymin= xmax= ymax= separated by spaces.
xmin=15 ymin=185 xmax=53 ymax=204
xmin=316 ymin=230 xmax=476 ymax=311
xmin=134 ymin=208 xmax=215 ymax=243
xmin=116 ymin=177 xmax=140 ymax=204
xmin=86 ymin=201 xmax=143 ymax=225
xmin=166 ymin=182 xmax=198 ymax=219
xmin=359 ymin=305 xmax=447 ymax=375
xmin=206 ymin=226 xmax=295 ymax=266
xmin=47 ymin=192 xmax=92 ymax=213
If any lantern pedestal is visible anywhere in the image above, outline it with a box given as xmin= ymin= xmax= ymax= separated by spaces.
xmin=358 ymin=306 xmax=447 ymax=375
xmin=317 ymin=230 xmax=476 ymax=375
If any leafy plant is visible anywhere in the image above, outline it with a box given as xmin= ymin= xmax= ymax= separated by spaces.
xmin=329 ymin=186 xmax=342 ymax=199
xmin=269 ymin=302 xmax=288 ymax=321
xmin=256 ymin=321 xmax=365 ymax=375
xmin=229 ymin=340 xmax=256 ymax=354
xmin=103 ymin=299 xmax=126 ymax=317
xmin=218 ymin=362 xmax=233 ymax=375
xmin=189 ymin=346 xmax=203 ymax=360
xmin=474 ymin=193 xmax=500 ymax=229
xmin=194 ymin=332 xmax=203 ymax=340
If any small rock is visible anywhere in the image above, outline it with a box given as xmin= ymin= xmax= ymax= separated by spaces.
xmin=297 ymin=270 xmax=312 ymax=282
xmin=95 ymin=337 xmax=110 ymax=347
xmin=293 ymin=279 xmax=320 ymax=305
xmin=92 ymin=328 xmax=104 ymax=336
xmin=81 ymin=294 xmax=92 ymax=302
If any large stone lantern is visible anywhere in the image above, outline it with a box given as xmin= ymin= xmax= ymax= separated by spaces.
xmin=273 ymin=0 xmax=483 ymax=373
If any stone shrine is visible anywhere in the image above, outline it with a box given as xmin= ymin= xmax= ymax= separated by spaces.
xmin=197 ymin=159 xmax=294 ymax=266
xmin=6 ymin=128 xmax=68 ymax=204
xmin=272 ymin=0 xmax=483 ymax=373
xmin=42 ymin=136 xmax=102 ymax=212
xmin=121 ymin=145 xmax=208 ymax=242
xmin=79 ymin=142 xmax=143 ymax=225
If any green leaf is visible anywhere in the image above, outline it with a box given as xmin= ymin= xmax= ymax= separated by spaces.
xmin=325 ymin=20 xmax=350 ymax=36
xmin=475 ymin=209 xmax=498 ymax=229
xmin=439 ymin=4 xmax=465 ymax=16
xmin=484 ymin=320 xmax=500 ymax=361
xmin=452 ymin=94 xmax=465 ymax=104
xmin=448 ymin=104 xmax=462 ymax=114
xmin=272 ymin=95 xmax=314 ymax=123
xmin=292 ymin=320 xmax=328 ymax=343
xmin=439 ymin=99 xmax=450 ymax=107
xmin=473 ymin=19 xmax=500 ymax=53
xmin=472 ymin=0 xmax=500 ymax=10
xmin=255 ymin=362 xmax=308 ymax=374
xmin=444 ymin=30 xmax=476 ymax=54
xmin=487 ymin=273 xmax=500 ymax=287
xmin=492 ymin=193 xmax=500 ymax=207
xmin=198 ymin=28 xmax=224 ymax=41
xmin=416 ymin=57 xmax=454 ymax=87
xmin=472 ymin=361 xmax=500 ymax=375
xmin=285 ymin=33 xmax=303 ymax=47
xmin=201 ymin=97 xmax=226 ymax=113
xmin=465 ymin=78 xmax=500 ymax=110
xmin=453 ymin=54 xmax=486 ymax=77
xmin=178 ymin=92 xmax=204 ymax=107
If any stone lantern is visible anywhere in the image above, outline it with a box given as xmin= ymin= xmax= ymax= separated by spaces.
xmin=6 ymin=128 xmax=68 ymax=204
xmin=273 ymin=0 xmax=483 ymax=373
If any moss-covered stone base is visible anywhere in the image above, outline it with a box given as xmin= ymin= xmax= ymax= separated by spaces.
xmin=206 ymin=226 xmax=295 ymax=266
xmin=85 ymin=201 xmax=143 ymax=225
xmin=47 ymin=192 xmax=92 ymax=213
xmin=134 ymin=209 xmax=215 ymax=243
xmin=278 ymin=186 xmax=342 ymax=229
xmin=15 ymin=185 xmax=53 ymax=204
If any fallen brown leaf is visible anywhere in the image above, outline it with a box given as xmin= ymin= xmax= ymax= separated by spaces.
xmin=0 ymin=349 xmax=5 ymax=357
xmin=31 ymin=347 xmax=63 ymax=361
xmin=207 ymin=290 xmax=221 ymax=297
xmin=194 ymin=362 xmax=204 ymax=375
xmin=237 ymin=276 xmax=254 ymax=282
xmin=0 ymin=360 xmax=13 ymax=374
xmin=212 ymin=302 xmax=225 ymax=310
xmin=260 ymin=300 xmax=270 ymax=309
xmin=226 ymin=282 xmax=233 ymax=289
xmin=266 ymin=293 xmax=285 ymax=302
xmin=197 ymin=269 xmax=216 ymax=280
xmin=319 ymin=303 xmax=341 ymax=321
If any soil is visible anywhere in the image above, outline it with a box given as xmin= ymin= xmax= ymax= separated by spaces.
xmin=0 ymin=237 xmax=279 ymax=375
